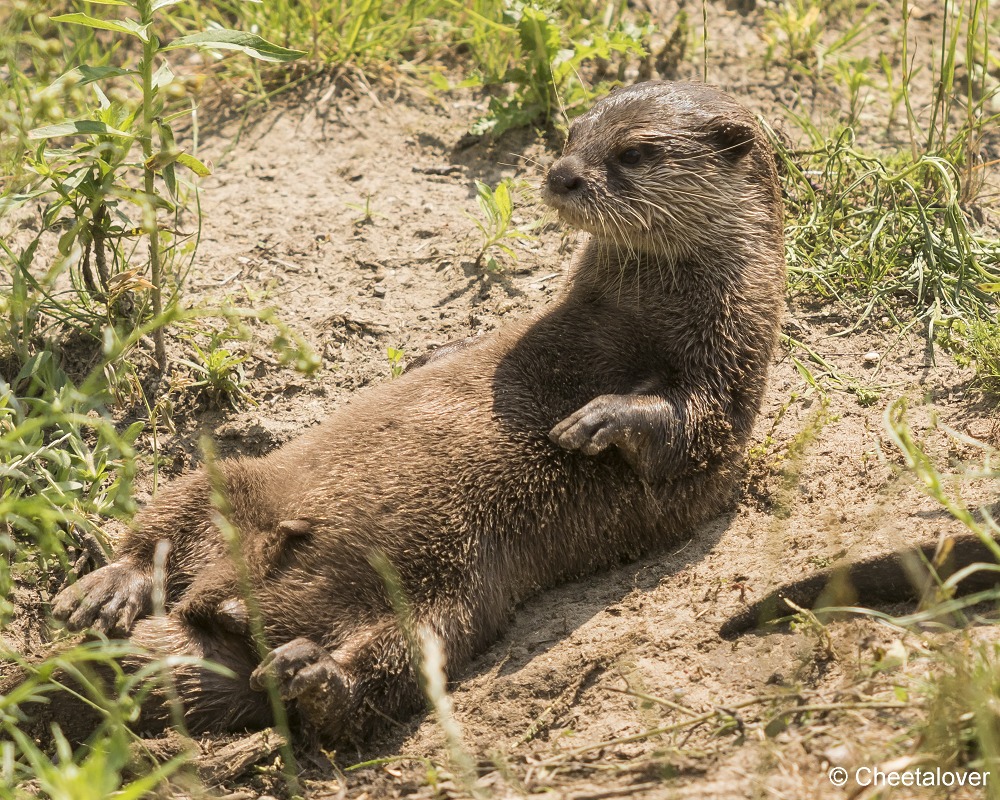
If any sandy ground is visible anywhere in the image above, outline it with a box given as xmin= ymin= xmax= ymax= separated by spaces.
xmin=5 ymin=0 xmax=1000 ymax=797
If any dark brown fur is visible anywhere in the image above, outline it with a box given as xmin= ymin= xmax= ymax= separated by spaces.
xmin=47 ymin=81 xmax=787 ymax=743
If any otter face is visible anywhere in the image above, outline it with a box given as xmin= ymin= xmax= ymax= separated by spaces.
xmin=542 ymin=81 xmax=778 ymax=257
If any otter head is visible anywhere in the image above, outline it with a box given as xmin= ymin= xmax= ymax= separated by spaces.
xmin=542 ymin=81 xmax=782 ymax=261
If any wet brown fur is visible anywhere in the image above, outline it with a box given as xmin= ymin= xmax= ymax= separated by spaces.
xmin=46 ymin=81 xmax=787 ymax=743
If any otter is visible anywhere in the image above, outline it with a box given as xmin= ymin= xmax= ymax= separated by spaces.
xmin=47 ymin=81 xmax=786 ymax=743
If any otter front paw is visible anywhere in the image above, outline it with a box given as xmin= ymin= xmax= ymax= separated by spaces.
xmin=250 ymin=638 xmax=351 ymax=731
xmin=51 ymin=559 xmax=153 ymax=637
xmin=549 ymin=394 xmax=649 ymax=455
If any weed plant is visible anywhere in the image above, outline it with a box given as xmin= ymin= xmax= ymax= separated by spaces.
xmin=0 ymin=356 xmax=139 ymax=626
xmin=468 ymin=178 xmax=536 ymax=270
xmin=175 ymin=335 xmax=251 ymax=409
xmin=0 ymin=0 xmax=313 ymax=615
xmin=882 ymin=402 xmax=1000 ymax=794
xmin=178 ymin=0 xmax=650 ymax=135
xmin=6 ymin=0 xmax=302 ymax=369
xmin=461 ymin=1 xmax=651 ymax=136
xmin=0 ymin=640 xmax=192 ymax=798
xmin=774 ymin=0 xmax=999 ymax=385
xmin=762 ymin=0 xmax=875 ymax=76
xmin=776 ymin=125 xmax=1000 ymax=327
xmin=920 ymin=640 xmax=1000 ymax=794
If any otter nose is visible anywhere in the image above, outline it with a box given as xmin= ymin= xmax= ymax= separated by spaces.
xmin=547 ymin=157 xmax=586 ymax=195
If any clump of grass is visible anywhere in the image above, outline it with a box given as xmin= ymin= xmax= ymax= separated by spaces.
xmin=464 ymin=2 xmax=651 ymax=137
xmin=0 ymin=304 xmax=317 ymax=790
xmin=176 ymin=335 xmax=252 ymax=410
xmin=774 ymin=123 xmax=1000 ymax=331
xmin=2 ymin=0 xmax=304 ymax=373
xmin=177 ymin=1 xmax=650 ymax=136
xmin=0 ymin=355 xmax=140 ymax=625
xmin=775 ymin=0 xmax=998 ymax=338
xmin=1 ymin=641 xmax=191 ymax=798
xmin=966 ymin=322 xmax=1000 ymax=396
xmin=919 ymin=640 xmax=1000 ymax=788
xmin=762 ymin=0 xmax=874 ymax=77
xmin=178 ymin=0 xmax=444 ymax=86
xmin=1 ymin=0 xmax=319 ymax=644
xmin=883 ymin=402 xmax=1000 ymax=793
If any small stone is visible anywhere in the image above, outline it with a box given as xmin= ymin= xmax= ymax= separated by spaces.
xmin=863 ymin=351 xmax=880 ymax=365
xmin=824 ymin=743 xmax=853 ymax=766
xmin=373 ymin=283 xmax=387 ymax=298
xmin=876 ymin=639 xmax=908 ymax=671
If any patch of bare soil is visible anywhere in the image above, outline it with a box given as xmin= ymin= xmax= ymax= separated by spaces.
xmin=8 ymin=0 xmax=1000 ymax=798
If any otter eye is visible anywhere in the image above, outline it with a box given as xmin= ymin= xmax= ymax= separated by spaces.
xmin=619 ymin=148 xmax=642 ymax=166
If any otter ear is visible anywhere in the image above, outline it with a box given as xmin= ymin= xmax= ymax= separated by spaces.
xmin=706 ymin=119 xmax=756 ymax=161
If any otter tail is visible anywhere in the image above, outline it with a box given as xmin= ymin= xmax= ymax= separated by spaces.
xmin=3 ymin=615 xmax=271 ymax=743
xmin=720 ymin=536 xmax=1000 ymax=639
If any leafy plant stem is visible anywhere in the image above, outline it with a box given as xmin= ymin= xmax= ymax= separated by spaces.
xmin=138 ymin=0 xmax=166 ymax=370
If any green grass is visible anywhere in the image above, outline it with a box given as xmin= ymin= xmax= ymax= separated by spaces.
xmin=761 ymin=0 xmax=875 ymax=76
xmin=884 ymin=401 xmax=1000 ymax=797
xmin=776 ymin=127 xmax=1000 ymax=328
xmin=468 ymin=178 xmax=535 ymax=270
xmin=920 ymin=641 xmax=1000 ymax=792
xmin=771 ymin=0 xmax=999 ymax=386
xmin=0 ymin=354 xmax=138 ymax=623
xmin=966 ymin=321 xmax=1000 ymax=395
xmin=176 ymin=0 xmax=650 ymax=133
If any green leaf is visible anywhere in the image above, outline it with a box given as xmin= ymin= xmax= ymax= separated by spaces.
xmin=164 ymin=162 xmax=178 ymax=199
xmin=28 ymin=120 xmax=129 ymax=139
xmin=151 ymin=0 xmax=181 ymax=9
xmin=426 ymin=71 xmax=450 ymax=91
xmin=50 ymin=13 xmax=149 ymax=42
xmin=85 ymin=0 xmax=133 ymax=5
xmin=763 ymin=715 xmax=788 ymax=738
xmin=73 ymin=65 xmax=135 ymax=85
xmin=145 ymin=149 xmax=181 ymax=171
xmin=176 ymin=152 xmax=211 ymax=177
xmin=122 ymin=421 xmax=145 ymax=445
xmin=94 ymin=82 xmax=111 ymax=111
xmin=152 ymin=60 xmax=174 ymax=89
xmin=164 ymin=29 xmax=305 ymax=62
xmin=495 ymin=183 xmax=512 ymax=217
xmin=58 ymin=225 xmax=80 ymax=256
xmin=157 ymin=120 xmax=176 ymax=149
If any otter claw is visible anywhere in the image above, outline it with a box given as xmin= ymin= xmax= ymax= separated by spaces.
xmin=51 ymin=560 xmax=153 ymax=637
